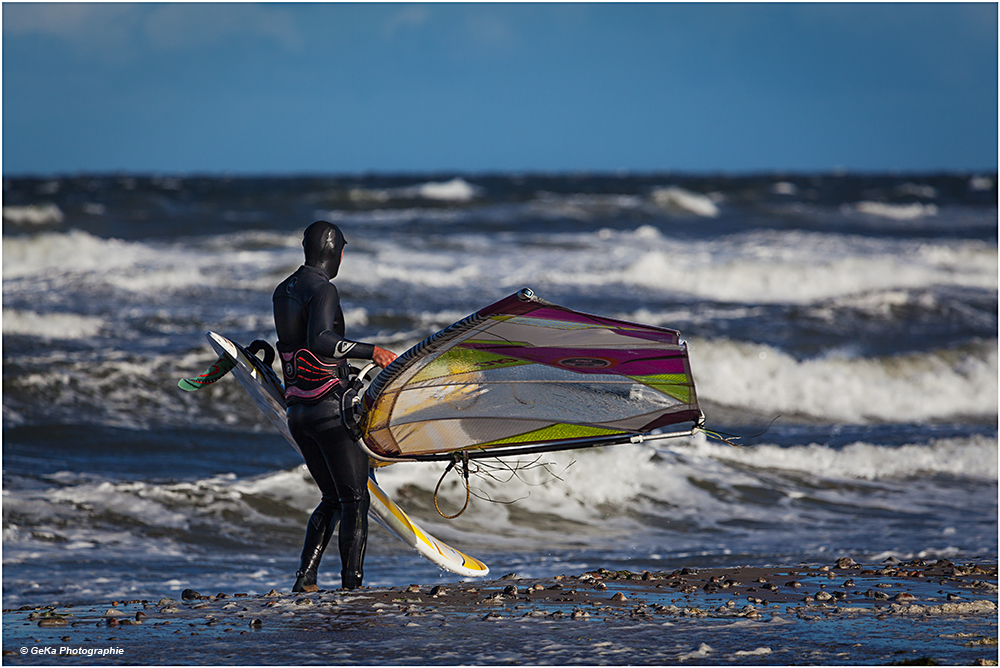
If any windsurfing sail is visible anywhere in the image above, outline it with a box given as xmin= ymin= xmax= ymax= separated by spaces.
xmin=354 ymin=288 xmax=702 ymax=462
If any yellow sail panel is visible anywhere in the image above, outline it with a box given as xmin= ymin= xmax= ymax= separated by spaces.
xmin=411 ymin=347 xmax=531 ymax=384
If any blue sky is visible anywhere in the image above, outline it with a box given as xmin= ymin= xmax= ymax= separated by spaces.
xmin=3 ymin=2 xmax=997 ymax=175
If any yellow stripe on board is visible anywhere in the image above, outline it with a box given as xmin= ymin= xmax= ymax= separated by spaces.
xmin=368 ymin=481 xmax=487 ymax=571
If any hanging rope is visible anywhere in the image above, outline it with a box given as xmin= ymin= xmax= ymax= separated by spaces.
xmin=699 ymin=415 xmax=782 ymax=448
xmin=434 ymin=452 xmax=471 ymax=519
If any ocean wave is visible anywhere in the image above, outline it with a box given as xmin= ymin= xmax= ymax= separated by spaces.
xmin=2 ymin=172 xmax=993 ymax=607
xmin=6 ymin=225 xmax=995 ymax=309
xmin=372 ymin=432 xmax=999 ymax=552
xmin=346 ymin=178 xmax=483 ymax=204
xmin=650 ymin=186 xmax=721 ymax=217
xmin=682 ymin=434 xmax=998 ymax=481
xmin=334 ymin=225 xmax=997 ymax=306
xmin=1 ymin=229 xmax=149 ymax=279
xmin=412 ymin=178 xmax=483 ymax=201
xmin=691 ymin=337 xmax=997 ymax=423
xmin=348 ymin=225 xmax=996 ymax=306
xmin=2 ymin=309 xmax=107 ymax=339
xmin=2 ymin=346 xmax=280 ymax=430
xmin=527 ymin=192 xmax=645 ymax=221
xmin=969 ymin=175 xmax=994 ymax=191
xmin=5 ymin=431 xmax=992 ymax=561
xmin=850 ymin=201 xmax=939 ymax=220
xmin=2 ymin=326 xmax=993 ymax=432
xmin=614 ymin=234 xmax=996 ymax=304
xmin=316 ymin=206 xmax=469 ymax=227
xmin=2 ymin=468 xmax=312 ymax=560
xmin=2 ymin=203 xmax=65 ymax=226
xmin=1 ymin=228 xmax=298 ymax=293
xmin=3 ymin=224 xmax=994 ymax=429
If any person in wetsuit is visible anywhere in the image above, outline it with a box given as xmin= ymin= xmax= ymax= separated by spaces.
xmin=273 ymin=221 xmax=397 ymax=592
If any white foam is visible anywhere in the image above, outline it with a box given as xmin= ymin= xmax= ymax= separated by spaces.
xmin=230 ymin=465 xmax=318 ymax=513
xmin=359 ymin=249 xmax=483 ymax=288
xmin=894 ymin=183 xmax=938 ymax=199
xmin=650 ymin=187 xmax=720 ymax=217
xmin=851 ymin=201 xmax=939 ymax=220
xmin=2 ymin=229 xmax=299 ymax=294
xmin=968 ymin=175 xmax=993 ymax=191
xmin=5 ymin=428 xmax=993 ymax=584
xmin=772 ymin=181 xmax=798 ymax=196
xmin=690 ymin=337 xmax=997 ymax=422
xmin=1 ymin=229 xmax=152 ymax=278
xmin=2 ymin=468 xmax=313 ymax=563
xmin=345 ymin=178 xmax=482 ymax=205
xmin=412 ymin=178 xmax=482 ymax=202
xmin=319 ymin=206 xmax=466 ymax=226
xmin=376 ymin=430 xmax=997 ymax=550
xmin=2 ymin=203 xmax=64 ymax=225
xmin=374 ymin=447 xmax=660 ymax=544
xmin=117 ymin=219 xmax=993 ymax=310
xmin=2 ymin=309 xmax=106 ymax=338
xmin=530 ymin=192 xmax=644 ymax=222
xmin=357 ymin=225 xmax=992 ymax=306
xmin=678 ymin=643 xmax=714 ymax=661
xmin=613 ymin=231 xmax=996 ymax=304
xmin=684 ymin=434 xmax=998 ymax=481
xmin=48 ymin=480 xmax=192 ymax=530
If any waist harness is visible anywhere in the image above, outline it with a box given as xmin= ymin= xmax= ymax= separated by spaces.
xmin=280 ymin=348 xmax=348 ymax=404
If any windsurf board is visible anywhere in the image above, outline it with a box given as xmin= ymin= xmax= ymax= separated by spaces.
xmin=180 ymin=331 xmax=489 ymax=578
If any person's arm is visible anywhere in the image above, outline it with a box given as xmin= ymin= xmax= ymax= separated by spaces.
xmin=371 ymin=346 xmax=397 ymax=369
xmin=308 ymin=283 xmax=396 ymax=368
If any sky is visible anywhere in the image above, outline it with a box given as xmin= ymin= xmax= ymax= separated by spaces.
xmin=2 ymin=2 xmax=997 ymax=176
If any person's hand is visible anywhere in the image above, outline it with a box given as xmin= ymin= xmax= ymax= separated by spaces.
xmin=373 ymin=346 xmax=397 ymax=369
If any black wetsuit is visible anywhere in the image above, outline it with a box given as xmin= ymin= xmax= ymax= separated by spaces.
xmin=272 ymin=223 xmax=377 ymax=591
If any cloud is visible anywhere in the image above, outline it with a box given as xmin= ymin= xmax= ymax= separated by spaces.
xmin=143 ymin=4 xmax=304 ymax=52
xmin=2 ymin=3 xmax=303 ymax=55
xmin=462 ymin=11 xmax=517 ymax=51
xmin=377 ymin=5 xmax=518 ymax=55
xmin=2 ymin=3 xmax=142 ymax=52
xmin=382 ymin=5 xmax=430 ymax=40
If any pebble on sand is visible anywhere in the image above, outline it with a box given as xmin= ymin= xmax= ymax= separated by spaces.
xmin=37 ymin=618 xmax=68 ymax=628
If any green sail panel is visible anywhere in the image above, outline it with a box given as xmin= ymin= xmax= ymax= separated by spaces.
xmin=629 ymin=373 xmax=693 ymax=404
xmin=411 ymin=346 xmax=532 ymax=384
xmin=474 ymin=423 xmax=627 ymax=449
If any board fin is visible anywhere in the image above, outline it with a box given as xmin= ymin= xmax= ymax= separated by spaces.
xmin=178 ymin=354 xmax=237 ymax=391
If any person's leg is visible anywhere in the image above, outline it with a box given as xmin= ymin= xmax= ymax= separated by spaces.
xmin=317 ymin=424 xmax=370 ymax=589
xmin=287 ymin=403 xmax=341 ymax=592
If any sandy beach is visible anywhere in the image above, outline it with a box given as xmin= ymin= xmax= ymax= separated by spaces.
xmin=4 ymin=558 xmax=996 ymax=666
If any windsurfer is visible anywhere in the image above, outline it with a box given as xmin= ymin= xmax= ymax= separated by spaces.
xmin=273 ymin=221 xmax=397 ymax=591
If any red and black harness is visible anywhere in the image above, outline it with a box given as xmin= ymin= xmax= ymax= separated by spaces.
xmin=279 ymin=347 xmax=349 ymax=404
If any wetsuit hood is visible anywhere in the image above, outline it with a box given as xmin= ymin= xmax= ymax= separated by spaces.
xmin=302 ymin=220 xmax=347 ymax=278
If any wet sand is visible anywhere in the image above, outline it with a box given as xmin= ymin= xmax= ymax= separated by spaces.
xmin=4 ymin=559 xmax=997 ymax=665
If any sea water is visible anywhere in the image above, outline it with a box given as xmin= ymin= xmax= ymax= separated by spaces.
xmin=3 ymin=173 xmax=996 ymax=607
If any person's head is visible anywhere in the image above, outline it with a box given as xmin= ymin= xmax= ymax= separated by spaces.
xmin=302 ymin=220 xmax=347 ymax=277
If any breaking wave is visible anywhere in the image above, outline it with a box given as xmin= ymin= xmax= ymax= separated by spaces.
xmin=4 ymin=432 xmax=994 ymax=561
xmin=692 ymin=337 xmax=997 ymax=423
